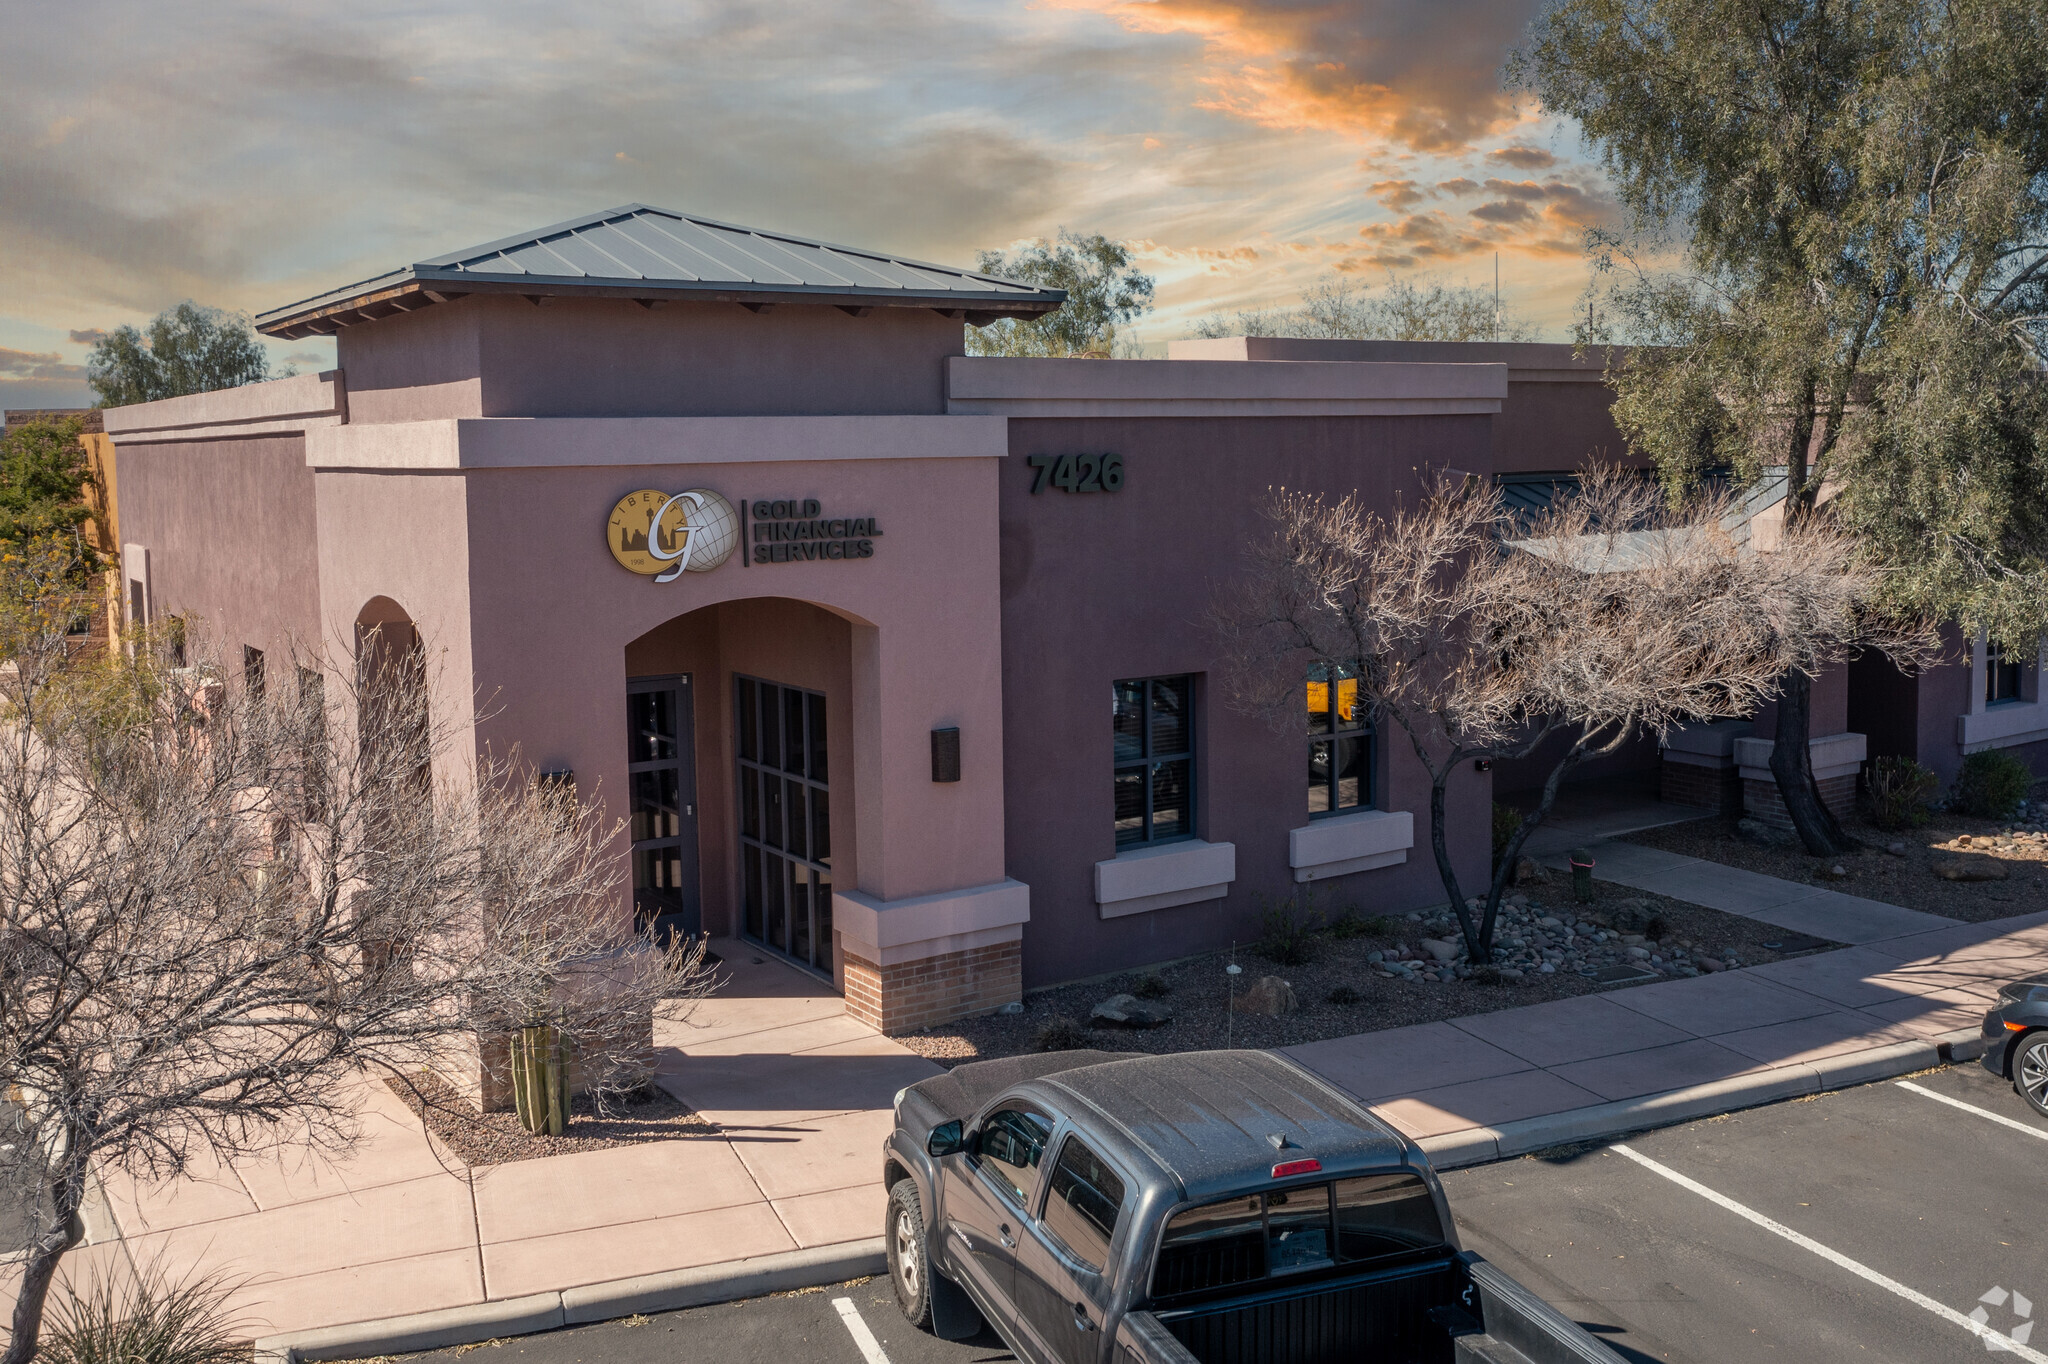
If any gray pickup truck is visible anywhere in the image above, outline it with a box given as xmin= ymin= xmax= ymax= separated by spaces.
xmin=881 ymin=1048 xmax=1621 ymax=1364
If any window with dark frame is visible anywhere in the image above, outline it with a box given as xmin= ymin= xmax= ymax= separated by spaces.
xmin=1306 ymin=662 xmax=1372 ymax=817
xmin=1113 ymin=676 xmax=1194 ymax=848
xmin=735 ymin=675 xmax=833 ymax=975
xmin=1987 ymin=639 xmax=2027 ymax=706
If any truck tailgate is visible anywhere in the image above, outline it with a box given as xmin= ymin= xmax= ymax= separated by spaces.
xmin=1152 ymin=1256 xmax=1463 ymax=1364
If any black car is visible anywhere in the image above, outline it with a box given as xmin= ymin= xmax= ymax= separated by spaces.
xmin=1981 ymin=975 xmax=2048 ymax=1119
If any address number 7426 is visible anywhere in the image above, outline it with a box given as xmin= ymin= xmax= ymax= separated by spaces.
xmin=1028 ymin=452 xmax=1124 ymax=494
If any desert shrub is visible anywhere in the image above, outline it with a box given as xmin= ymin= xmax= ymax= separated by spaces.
xmin=1254 ymin=896 xmax=1321 ymax=966
xmin=1130 ymin=973 xmax=1170 ymax=1000
xmin=1327 ymin=984 xmax=1362 ymax=1006
xmin=1492 ymin=802 xmax=1523 ymax=867
xmin=1327 ymin=909 xmax=1366 ymax=939
xmin=1471 ymin=964 xmax=1504 ymax=986
xmin=1033 ymin=1016 xmax=1090 ymax=1052
xmin=1864 ymin=756 xmax=1939 ymax=830
xmin=40 ymin=1257 xmax=248 ymax=1364
xmin=1953 ymin=750 xmax=2034 ymax=820
xmin=1644 ymin=914 xmax=1671 ymax=942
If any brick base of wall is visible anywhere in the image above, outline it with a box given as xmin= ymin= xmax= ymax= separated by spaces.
xmin=1742 ymin=774 xmax=1858 ymax=831
xmin=843 ymin=940 xmax=1024 ymax=1035
xmin=1661 ymin=759 xmax=1742 ymax=814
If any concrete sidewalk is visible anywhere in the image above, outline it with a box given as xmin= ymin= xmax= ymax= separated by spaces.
xmin=1290 ymin=909 xmax=2048 ymax=1167
xmin=9 ymin=896 xmax=2043 ymax=1357
xmin=2 ymin=943 xmax=939 ymax=1342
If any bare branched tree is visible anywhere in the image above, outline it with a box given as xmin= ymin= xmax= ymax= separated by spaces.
xmin=1212 ymin=469 xmax=1932 ymax=964
xmin=0 ymin=541 xmax=711 ymax=1364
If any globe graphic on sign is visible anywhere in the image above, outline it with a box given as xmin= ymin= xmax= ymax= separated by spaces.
xmin=606 ymin=488 xmax=739 ymax=578
xmin=676 ymin=489 xmax=738 ymax=573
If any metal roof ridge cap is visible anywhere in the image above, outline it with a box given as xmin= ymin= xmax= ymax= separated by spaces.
xmin=414 ymin=204 xmax=661 ymax=267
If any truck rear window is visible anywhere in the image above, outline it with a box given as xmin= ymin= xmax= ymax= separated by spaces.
xmin=1152 ymin=1172 xmax=1445 ymax=1301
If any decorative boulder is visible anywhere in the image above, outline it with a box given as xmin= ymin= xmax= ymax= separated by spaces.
xmin=1090 ymin=993 xmax=1173 ymax=1028
xmin=1230 ymin=976 xmax=1299 ymax=1017
xmin=1513 ymin=857 xmax=1549 ymax=886
xmin=1419 ymin=938 xmax=1462 ymax=964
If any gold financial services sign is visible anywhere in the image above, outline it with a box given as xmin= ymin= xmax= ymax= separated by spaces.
xmin=606 ymin=489 xmax=740 ymax=581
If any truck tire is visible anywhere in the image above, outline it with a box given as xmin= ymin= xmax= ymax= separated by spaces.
xmin=887 ymin=1178 xmax=933 ymax=1328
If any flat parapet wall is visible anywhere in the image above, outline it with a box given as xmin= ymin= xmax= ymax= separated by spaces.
xmin=945 ymin=355 xmax=1504 ymax=418
xmin=102 ymin=371 xmax=348 ymax=445
xmin=1167 ymin=336 xmax=1609 ymax=385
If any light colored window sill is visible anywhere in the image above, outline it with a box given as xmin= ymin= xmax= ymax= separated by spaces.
xmin=1289 ymin=808 xmax=1413 ymax=883
xmin=1959 ymin=699 xmax=2048 ymax=754
xmin=1094 ymin=839 xmax=1236 ymax=920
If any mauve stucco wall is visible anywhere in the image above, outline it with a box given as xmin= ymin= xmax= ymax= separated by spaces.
xmin=338 ymin=296 xmax=966 ymax=423
xmin=455 ymin=453 xmax=1006 ymax=935
xmin=997 ymin=414 xmax=1493 ymax=988
xmin=114 ymin=434 xmax=322 ymax=657
xmin=1495 ymin=380 xmax=1635 ymax=473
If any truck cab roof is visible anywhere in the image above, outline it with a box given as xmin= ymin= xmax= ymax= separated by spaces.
xmin=907 ymin=1048 xmax=1416 ymax=1205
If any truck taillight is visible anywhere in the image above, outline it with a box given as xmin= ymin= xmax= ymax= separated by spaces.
xmin=1271 ymin=1158 xmax=1322 ymax=1179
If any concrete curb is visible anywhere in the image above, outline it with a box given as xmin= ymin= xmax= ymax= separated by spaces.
xmin=251 ymin=1238 xmax=886 ymax=1363
xmin=1420 ymin=1027 xmax=1990 ymax=1172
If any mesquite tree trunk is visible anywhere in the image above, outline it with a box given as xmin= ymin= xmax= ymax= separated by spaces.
xmin=1769 ymin=670 xmax=1851 ymax=856
xmin=4 ymin=1157 xmax=85 ymax=1364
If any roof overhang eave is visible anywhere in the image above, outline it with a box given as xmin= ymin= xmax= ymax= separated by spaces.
xmin=257 ymin=270 xmax=1066 ymax=338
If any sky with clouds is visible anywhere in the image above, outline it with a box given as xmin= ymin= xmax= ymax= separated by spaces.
xmin=0 ymin=0 xmax=1616 ymax=409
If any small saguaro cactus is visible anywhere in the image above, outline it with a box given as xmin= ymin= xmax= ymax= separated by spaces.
xmin=511 ymin=1020 xmax=569 ymax=1136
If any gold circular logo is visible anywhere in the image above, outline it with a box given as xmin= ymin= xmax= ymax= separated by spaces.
xmin=606 ymin=488 xmax=739 ymax=581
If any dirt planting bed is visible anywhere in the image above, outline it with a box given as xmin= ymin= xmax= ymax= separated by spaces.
xmin=892 ymin=876 xmax=1839 ymax=1069
xmin=383 ymin=1070 xmax=718 ymax=1168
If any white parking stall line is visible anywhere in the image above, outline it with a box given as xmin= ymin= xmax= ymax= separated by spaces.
xmin=1897 ymin=1080 xmax=2048 ymax=1142
xmin=831 ymin=1296 xmax=893 ymax=1364
xmin=1612 ymin=1143 xmax=2048 ymax=1362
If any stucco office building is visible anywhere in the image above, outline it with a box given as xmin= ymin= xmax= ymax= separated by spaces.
xmin=103 ymin=205 xmax=1745 ymax=1033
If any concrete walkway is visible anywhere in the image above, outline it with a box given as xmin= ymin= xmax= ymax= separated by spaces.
xmin=1289 ymin=909 xmax=2047 ymax=1165
xmin=1 ymin=943 xmax=939 ymax=1342
xmin=1570 ymin=838 xmax=1959 ymax=944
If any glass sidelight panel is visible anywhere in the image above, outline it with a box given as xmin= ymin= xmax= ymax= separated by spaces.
xmin=628 ymin=675 xmax=699 ymax=943
xmin=736 ymin=675 xmax=834 ymax=978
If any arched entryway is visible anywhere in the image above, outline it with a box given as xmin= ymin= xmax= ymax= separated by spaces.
xmin=624 ymin=596 xmax=859 ymax=981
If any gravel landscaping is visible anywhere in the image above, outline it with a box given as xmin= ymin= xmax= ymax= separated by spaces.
xmin=1623 ymin=806 xmax=2048 ymax=923
xmin=892 ymin=875 xmax=1841 ymax=1068
xmin=383 ymin=1070 xmax=717 ymax=1167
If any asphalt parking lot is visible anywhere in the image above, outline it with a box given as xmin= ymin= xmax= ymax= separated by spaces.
xmin=1449 ymin=1057 xmax=2047 ymax=1362
xmin=392 ymin=1059 xmax=2048 ymax=1364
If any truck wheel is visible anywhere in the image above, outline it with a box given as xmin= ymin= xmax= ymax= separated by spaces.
xmin=887 ymin=1179 xmax=933 ymax=1328
xmin=2017 ymin=1032 xmax=2048 ymax=1120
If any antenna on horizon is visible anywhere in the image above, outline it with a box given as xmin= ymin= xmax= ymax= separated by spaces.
xmin=1493 ymin=253 xmax=1501 ymax=336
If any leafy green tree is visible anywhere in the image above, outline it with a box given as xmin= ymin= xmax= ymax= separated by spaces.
xmin=1518 ymin=0 xmax=2048 ymax=855
xmin=968 ymin=231 xmax=1155 ymax=357
xmin=85 ymin=302 xmax=279 ymax=407
xmin=1193 ymin=275 xmax=1539 ymax=342
xmin=0 ymin=417 xmax=103 ymax=581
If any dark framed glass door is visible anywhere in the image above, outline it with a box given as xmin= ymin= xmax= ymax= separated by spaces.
xmin=735 ymin=675 xmax=833 ymax=977
xmin=628 ymin=674 xmax=700 ymax=943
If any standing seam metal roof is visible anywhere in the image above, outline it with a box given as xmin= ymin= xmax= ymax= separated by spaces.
xmin=256 ymin=204 xmax=1065 ymax=338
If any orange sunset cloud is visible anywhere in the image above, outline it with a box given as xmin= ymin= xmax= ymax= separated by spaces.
xmin=1051 ymin=0 xmax=1545 ymax=153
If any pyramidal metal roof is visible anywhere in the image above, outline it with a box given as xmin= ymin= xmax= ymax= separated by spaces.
xmin=256 ymin=204 xmax=1066 ymax=339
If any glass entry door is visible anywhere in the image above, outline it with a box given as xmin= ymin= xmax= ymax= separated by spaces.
xmin=628 ymin=674 xmax=700 ymax=943
xmin=735 ymin=675 xmax=833 ymax=977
